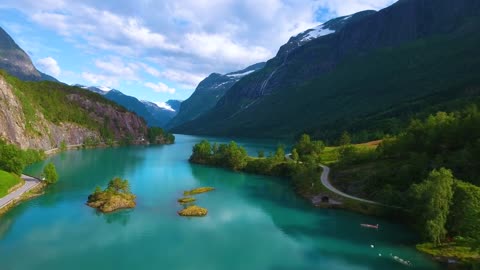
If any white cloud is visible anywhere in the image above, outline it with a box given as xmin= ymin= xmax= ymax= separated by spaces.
xmin=0 ymin=0 xmax=397 ymax=92
xmin=145 ymin=82 xmax=176 ymax=94
xmin=159 ymin=69 xmax=205 ymax=89
xmin=317 ymin=0 xmax=396 ymax=16
xmin=82 ymin=72 xmax=118 ymax=87
xmin=184 ymin=32 xmax=272 ymax=66
xmin=94 ymin=57 xmax=138 ymax=80
xmin=139 ymin=63 xmax=161 ymax=77
xmin=154 ymin=101 xmax=175 ymax=112
xmin=37 ymin=57 xmax=61 ymax=76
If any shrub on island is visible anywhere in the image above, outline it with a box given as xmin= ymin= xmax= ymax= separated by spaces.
xmin=87 ymin=177 xmax=136 ymax=213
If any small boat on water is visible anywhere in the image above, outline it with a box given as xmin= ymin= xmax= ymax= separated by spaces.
xmin=360 ymin=223 xmax=379 ymax=229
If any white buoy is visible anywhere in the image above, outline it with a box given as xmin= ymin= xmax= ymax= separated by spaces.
xmin=370 ymin=244 xmax=374 ymax=248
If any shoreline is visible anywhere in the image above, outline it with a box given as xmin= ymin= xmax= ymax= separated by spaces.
xmin=0 ymin=177 xmax=46 ymax=217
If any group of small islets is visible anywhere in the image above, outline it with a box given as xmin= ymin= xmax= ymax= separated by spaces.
xmin=177 ymin=187 xmax=215 ymax=217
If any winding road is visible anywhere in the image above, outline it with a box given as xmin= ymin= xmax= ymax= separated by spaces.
xmin=319 ymin=164 xmax=380 ymax=205
xmin=0 ymin=175 xmax=42 ymax=210
xmin=286 ymin=153 xmax=380 ymax=205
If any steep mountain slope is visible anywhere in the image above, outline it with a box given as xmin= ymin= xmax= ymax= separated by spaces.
xmin=0 ymin=71 xmax=147 ymax=150
xmin=173 ymin=0 xmax=480 ymax=140
xmin=83 ymin=86 xmax=179 ymax=127
xmin=0 ymin=27 xmax=57 ymax=82
xmin=166 ymin=62 xmax=265 ymax=129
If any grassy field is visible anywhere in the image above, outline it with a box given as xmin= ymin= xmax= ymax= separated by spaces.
xmin=319 ymin=140 xmax=381 ymax=165
xmin=0 ymin=170 xmax=22 ymax=198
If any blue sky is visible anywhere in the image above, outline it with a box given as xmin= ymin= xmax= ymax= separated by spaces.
xmin=0 ymin=0 xmax=395 ymax=104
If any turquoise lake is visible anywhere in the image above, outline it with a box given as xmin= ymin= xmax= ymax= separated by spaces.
xmin=0 ymin=134 xmax=440 ymax=270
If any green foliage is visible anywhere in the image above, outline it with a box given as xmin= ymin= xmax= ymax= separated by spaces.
xmin=417 ymin=239 xmax=480 ymax=264
xmin=292 ymin=163 xmax=322 ymax=196
xmin=291 ymin=148 xmax=299 ymax=162
xmin=409 ymin=168 xmax=454 ymax=245
xmin=379 ymin=106 xmax=480 ymax=185
xmin=0 ymin=169 xmax=22 ymax=197
xmin=448 ymin=181 xmax=480 ymax=241
xmin=88 ymin=178 xmax=132 ymax=203
xmin=107 ymin=177 xmax=131 ymax=194
xmin=60 ymin=140 xmax=67 ymax=151
xmin=293 ymin=134 xmax=325 ymax=163
xmin=148 ymin=127 xmax=175 ymax=144
xmin=0 ymin=142 xmax=25 ymax=175
xmin=190 ymin=140 xmax=249 ymax=171
xmin=338 ymin=131 xmax=351 ymax=146
xmin=214 ymin=142 xmax=248 ymax=171
xmin=0 ymin=139 xmax=44 ymax=175
xmin=43 ymin=162 xmax=58 ymax=184
xmin=190 ymin=140 xmax=212 ymax=164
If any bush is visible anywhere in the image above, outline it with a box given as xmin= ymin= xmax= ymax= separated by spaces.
xmin=43 ymin=162 xmax=58 ymax=184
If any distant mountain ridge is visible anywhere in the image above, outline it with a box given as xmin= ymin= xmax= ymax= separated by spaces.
xmin=0 ymin=26 xmax=57 ymax=82
xmin=81 ymin=85 xmax=181 ymax=128
xmin=172 ymin=0 xmax=480 ymax=140
xmin=166 ymin=62 xmax=265 ymax=129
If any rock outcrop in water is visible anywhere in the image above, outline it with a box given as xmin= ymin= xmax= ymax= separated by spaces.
xmin=178 ymin=205 xmax=208 ymax=217
xmin=87 ymin=178 xmax=136 ymax=213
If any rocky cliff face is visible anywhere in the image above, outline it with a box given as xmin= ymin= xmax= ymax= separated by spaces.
xmin=0 ymin=77 xmax=98 ymax=149
xmin=0 ymin=75 xmax=147 ymax=150
xmin=67 ymin=94 xmax=147 ymax=141
xmin=0 ymin=27 xmax=56 ymax=82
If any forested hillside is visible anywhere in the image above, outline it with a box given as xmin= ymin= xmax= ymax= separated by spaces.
xmin=173 ymin=0 xmax=480 ymax=142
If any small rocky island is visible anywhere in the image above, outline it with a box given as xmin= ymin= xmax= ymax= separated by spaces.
xmin=183 ymin=187 xmax=215 ymax=196
xmin=87 ymin=177 xmax=136 ymax=213
xmin=178 ymin=205 xmax=208 ymax=216
xmin=177 ymin=187 xmax=214 ymax=217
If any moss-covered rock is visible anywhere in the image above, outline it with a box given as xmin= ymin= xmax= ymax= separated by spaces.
xmin=178 ymin=205 xmax=208 ymax=217
xmin=178 ymin=197 xmax=196 ymax=204
xmin=183 ymin=187 xmax=215 ymax=196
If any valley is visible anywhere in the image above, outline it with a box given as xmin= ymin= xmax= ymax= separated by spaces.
xmin=0 ymin=0 xmax=479 ymax=269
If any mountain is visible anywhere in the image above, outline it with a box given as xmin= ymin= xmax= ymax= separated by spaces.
xmin=0 ymin=27 xmax=57 ymax=82
xmin=82 ymin=86 xmax=179 ymax=127
xmin=166 ymin=62 xmax=265 ymax=129
xmin=0 ymin=71 xmax=147 ymax=150
xmin=172 ymin=0 xmax=480 ymax=141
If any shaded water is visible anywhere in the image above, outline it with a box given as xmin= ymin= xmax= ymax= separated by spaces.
xmin=0 ymin=135 xmax=440 ymax=270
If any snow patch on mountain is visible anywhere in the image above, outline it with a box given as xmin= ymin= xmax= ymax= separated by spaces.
xmin=154 ymin=102 xmax=175 ymax=112
xmin=98 ymin=86 xmax=112 ymax=92
xmin=300 ymin=25 xmax=335 ymax=42
xmin=227 ymin=70 xmax=255 ymax=78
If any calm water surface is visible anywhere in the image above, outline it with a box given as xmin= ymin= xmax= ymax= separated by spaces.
xmin=0 ymin=135 xmax=440 ymax=270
